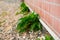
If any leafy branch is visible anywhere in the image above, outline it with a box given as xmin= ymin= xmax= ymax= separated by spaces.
xmin=16 ymin=12 xmax=43 ymax=33
xmin=16 ymin=2 xmax=30 ymax=15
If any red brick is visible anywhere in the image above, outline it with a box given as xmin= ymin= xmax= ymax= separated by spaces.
xmin=47 ymin=0 xmax=60 ymax=4
xmin=50 ymin=5 xmax=60 ymax=18
xmin=52 ymin=18 xmax=60 ymax=36
xmin=44 ymin=13 xmax=53 ymax=26
xmin=38 ymin=1 xmax=60 ymax=18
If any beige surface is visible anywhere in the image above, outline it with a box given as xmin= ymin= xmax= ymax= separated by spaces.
xmin=0 ymin=0 xmax=22 ymax=34
xmin=0 ymin=0 xmax=24 ymax=40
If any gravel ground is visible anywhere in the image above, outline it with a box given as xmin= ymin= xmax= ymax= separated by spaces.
xmin=0 ymin=0 xmax=24 ymax=40
xmin=0 ymin=0 xmax=49 ymax=40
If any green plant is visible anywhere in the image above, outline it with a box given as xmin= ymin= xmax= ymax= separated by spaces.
xmin=45 ymin=34 xmax=54 ymax=40
xmin=16 ymin=2 xmax=30 ymax=15
xmin=16 ymin=12 xmax=43 ymax=33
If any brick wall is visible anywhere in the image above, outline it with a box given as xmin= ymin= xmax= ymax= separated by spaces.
xmin=24 ymin=0 xmax=60 ymax=38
